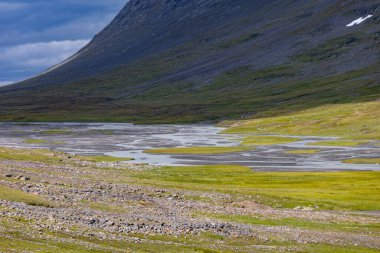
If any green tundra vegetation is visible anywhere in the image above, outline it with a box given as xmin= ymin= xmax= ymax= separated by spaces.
xmin=241 ymin=136 xmax=300 ymax=145
xmin=23 ymin=139 xmax=49 ymax=144
xmin=82 ymin=155 xmax=134 ymax=162
xmin=0 ymin=147 xmax=63 ymax=163
xmin=285 ymin=149 xmax=320 ymax=154
xmin=0 ymin=147 xmax=379 ymax=252
xmin=1 ymin=147 xmax=378 ymax=211
xmin=1 ymin=220 xmax=378 ymax=253
xmin=223 ymin=101 xmax=380 ymax=142
xmin=197 ymin=213 xmax=380 ymax=233
xmin=0 ymin=185 xmax=50 ymax=207
xmin=129 ymin=165 xmax=380 ymax=211
xmin=0 ymin=0 xmax=379 ymax=251
xmin=39 ymin=129 xmax=73 ymax=135
xmin=344 ymin=158 xmax=380 ymax=165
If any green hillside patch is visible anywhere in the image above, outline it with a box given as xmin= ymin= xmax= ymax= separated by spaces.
xmin=0 ymin=147 xmax=62 ymax=163
xmin=40 ymin=129 xmax=72 ymax=135
xmin=0 ymin=236 xmax=104 ymax=253
xmin=219 ymin=32 xmax=261 ymax=49
xmin=295 ymin=35 xmax=361 ymax=62
xmin=145 ymin=146 xmax=253 ymax=155
xmin=132 ymin=165 xmax=380 ymax=211
xmin=0 ymin=184 xmax=51 ymax=207
xmin=224 ymin=101 xmax=380 ymax=140
xmin=285 ymin=149 xmax=320 ymax=154
xmin=301 ymin=244 xmax=380 ymax=253
xmin=344 ymin=158 xmax=380 ymax=165
xmin=83 ymin=155 xmax=134 ymax=163
xmin=211 ymin=64 xmax=296 ymax=89
xmin=0 ymin=61 xmax=378 ymax=125
xmin=23 ymin=139 xmax=49 ymax=144
xmin=200 ymin=213 xmax=380 ymax=233
xmin=242 ymin=135 xmax=299 ymax=145
xmin=310 ymin=139 xmax=370 ymax=147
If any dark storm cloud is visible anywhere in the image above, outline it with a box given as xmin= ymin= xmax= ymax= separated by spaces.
xmin=0 ymin=0 xmax=126 ymax=84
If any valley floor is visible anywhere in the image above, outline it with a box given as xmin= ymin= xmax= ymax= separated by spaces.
xmin=0 ymin=147 xmax=379 ymax=252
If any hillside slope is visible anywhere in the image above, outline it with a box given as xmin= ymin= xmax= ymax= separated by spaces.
xmin=0 ymin=0 xmax=379 ymax=123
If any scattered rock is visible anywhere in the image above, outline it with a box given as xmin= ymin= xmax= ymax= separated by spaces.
xmin=0 ymin=151 xmax=378 ymax=250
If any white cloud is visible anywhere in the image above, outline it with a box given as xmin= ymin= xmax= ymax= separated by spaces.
xmin=0 ymin=40 xmax=89 ymax=70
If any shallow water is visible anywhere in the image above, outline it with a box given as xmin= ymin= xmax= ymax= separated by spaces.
xmin=0 ymin=122 xmax=379 ymax=171
xmin=0 ymin=122 xmax=239 ymax=166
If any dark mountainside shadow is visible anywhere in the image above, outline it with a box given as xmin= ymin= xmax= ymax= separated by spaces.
xmin=0 ymin=0 xmax=379 ymax=123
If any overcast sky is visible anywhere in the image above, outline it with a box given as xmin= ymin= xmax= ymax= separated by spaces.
xmin=0 ymin=0 xmax=126 ymax=86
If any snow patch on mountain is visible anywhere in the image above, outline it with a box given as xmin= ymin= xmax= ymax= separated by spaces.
xmin=346 ymin=14 xmax=373 ymax=27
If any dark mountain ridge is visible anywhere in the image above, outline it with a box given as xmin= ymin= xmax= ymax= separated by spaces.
xmin=0 ymin=0 xmax=379 ymax=123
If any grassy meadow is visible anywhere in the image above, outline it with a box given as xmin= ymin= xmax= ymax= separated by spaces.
xmin=223 ymin=101 xmax=380 ymax=141
xmin=127 ymin=165 xmax=380 ymax=211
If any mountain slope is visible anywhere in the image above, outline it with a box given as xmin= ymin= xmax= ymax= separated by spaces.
xmin=0 ymin=0 xmax=379 ymax=123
